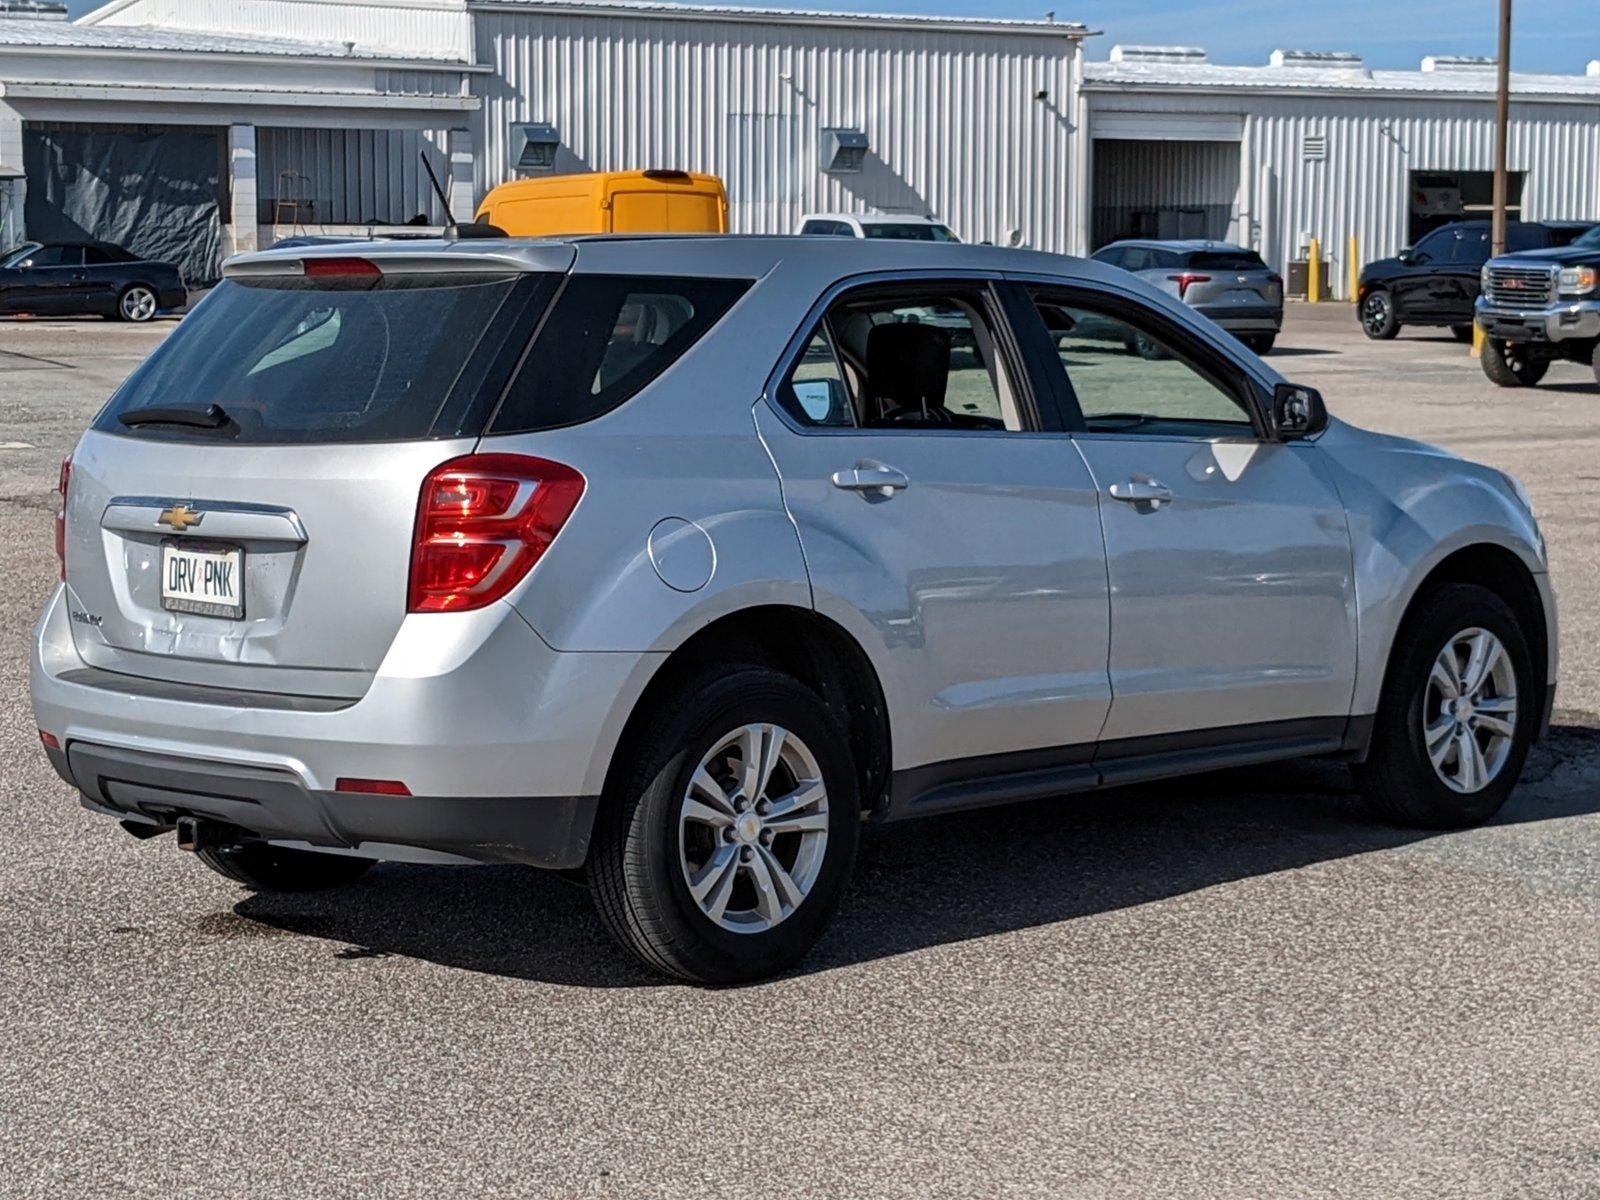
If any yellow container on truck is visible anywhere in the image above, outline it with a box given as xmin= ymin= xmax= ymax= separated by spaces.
xmin=475 ymin=170 xmax=729 ymax=237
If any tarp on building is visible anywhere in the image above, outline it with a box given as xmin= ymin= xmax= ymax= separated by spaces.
xmin=23 ymin=124 xmax=223 ymax=287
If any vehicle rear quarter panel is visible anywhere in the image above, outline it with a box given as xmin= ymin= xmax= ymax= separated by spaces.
xmin=1316 ymin=421 xmax=1553 ymax=715
xmin=491 ymin=248 xmax=833 ymax=656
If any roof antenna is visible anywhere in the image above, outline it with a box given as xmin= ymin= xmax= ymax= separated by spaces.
xmin=419 ymin=150 xmax=508 ymax=240
xmin=420 ymin=149 xmax=460 ymax=240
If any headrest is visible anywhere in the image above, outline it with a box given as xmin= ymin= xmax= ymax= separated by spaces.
xmin=866 ymin=322 xmax=951 ymax=413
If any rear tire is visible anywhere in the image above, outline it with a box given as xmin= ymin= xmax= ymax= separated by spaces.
xmin=589 ymin=667 xmax=860 ymax=984
xmin=1244 ymin=334 xmax=1276 ymax=355
xmin=1360 ymin=289 xmax=1400 ymax=339
xmin=116 ymin=284 xmax=158 ymax=323
xmin=196 ymin=842 xmax=375 ymax=892
xmin=1355 ymin=584 xmax=1535 ymax=829
xmin=1481 ymin=337 xmax=1549 ymax=387
xmin=1132 ymin=331 xmax=1168 ymax=360
xmin=1451 ymin=324 xmax=1475 ymax=343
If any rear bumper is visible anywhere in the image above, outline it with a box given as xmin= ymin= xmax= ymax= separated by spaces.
xmin=1475 ymin=298 xmax=1600 ymax=343
xmin=51 ymin=741 xmax=596 ymax=868
xmin=1196 ymin=305 xmax=1282 ymax=333
xmin=31 ymin=585 xmax=662 ymax=867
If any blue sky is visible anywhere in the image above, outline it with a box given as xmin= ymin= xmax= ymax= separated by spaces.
xmin=61 ymin=1 xmax=1600 ymax=74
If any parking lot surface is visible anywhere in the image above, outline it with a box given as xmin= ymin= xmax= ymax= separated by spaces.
xmin=2 ymin=306 xmax=1597 ymax=1198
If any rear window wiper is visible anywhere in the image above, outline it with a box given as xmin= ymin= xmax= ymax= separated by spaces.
xmin=119 ymin=403 xmax=232 ymax=430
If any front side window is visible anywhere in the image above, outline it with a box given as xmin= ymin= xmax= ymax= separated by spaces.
xmin=27 ymin=245 xmax=82 ymax=268
xmin=492 ymin=274 xmax=749 ymax=433
xmin=776 ymin=286 xmax=1024 ymax=431
xmin=1032 ymin=292 xmax=1255 ymax=438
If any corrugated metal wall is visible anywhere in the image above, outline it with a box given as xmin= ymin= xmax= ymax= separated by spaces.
xmin=1092 ymin=91 xmax=1600 ymax=298
xmin=472 ymin=9 xmax=1084 ymax=251
xmin=255 ymin=126 xmax=449 ymax=226
xmin=1091 ymin=138 xmax=1240 ymax=248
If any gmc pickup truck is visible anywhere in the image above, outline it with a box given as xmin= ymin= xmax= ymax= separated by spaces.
xmin=1475 ymin=223 xmax=1600 ymax=387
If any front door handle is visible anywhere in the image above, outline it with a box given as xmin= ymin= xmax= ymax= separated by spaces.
xmin=1108 ymin=478 xmax=1174 ymax=507
xmin=831 ymin=461 xmax=909 ymax=497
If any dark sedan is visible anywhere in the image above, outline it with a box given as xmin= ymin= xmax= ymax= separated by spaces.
xmin=1356 ymin=219 xmax=1599 ymax=341
xmin=0 ymin=241 xmax=187 ymax=322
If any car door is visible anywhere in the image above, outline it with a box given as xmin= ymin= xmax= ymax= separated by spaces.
xmin=1440 ymin=224 xmax=1491 ymax=319
xmin=4 ymin=244 xmax=83 ymax=313
xmin=79 ymin=245 xmax=124 ymax=312
xmin=754 ymin=276 xmax=1113 ymax=788
xmin=1390 ymin=227 xmax=1453 ymax=320
xmin=1017 ymin=280 xmax=1357 ymax=747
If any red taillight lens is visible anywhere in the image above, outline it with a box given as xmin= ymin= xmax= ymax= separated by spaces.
xmin=335 ymin=777 xmax=411 ymax=796
xmin=1167 ymin=273 xmax=1213 ymax=299
xmin=408 ymin=454 xmax=585 ymax=614
xmin=54 ymin=453 xmax=71 ymax=581
xmin=303 ymin=257 xmax=382 ymax=281
xmin=39 ymin=730 xmax=60 ymax=750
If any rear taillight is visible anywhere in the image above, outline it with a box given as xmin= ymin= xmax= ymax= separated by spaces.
xmin=1167 ymin=273 xmax=1213 ymax=299
xmin=408 ymin=454 xmax=585 ymax=614
xmin=54 ymin=453 xmax=71 ymax=581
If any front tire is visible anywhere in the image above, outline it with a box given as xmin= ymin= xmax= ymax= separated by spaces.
xmin=589 ymin=668 xmax=860 ymax=984
xmin=1481 ymin=337 xmax=1549 ymax=387
xmin=196 ymin=842 xmax=375 ymax=891
xmin=1360 ymin=289 xmax=1400 ymax=339
xmin=1244 ymin=334 xmax=1276 ymax=355
xmin=1356 ymin=584 xmax=1535 ymax=829
xmin=117 ymin=284 xmax=158 ymax=323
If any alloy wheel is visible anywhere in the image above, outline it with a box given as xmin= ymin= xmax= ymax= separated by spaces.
xmin=1422 ymin=627 xmax=1518 ymax=795
xmin=1361 ymin=293 xmax=1390 ymax=336
xmin=677 ymin=722 xmax=829 ymax=933
xmin=121 ymin=287 xmax=157 ymax=322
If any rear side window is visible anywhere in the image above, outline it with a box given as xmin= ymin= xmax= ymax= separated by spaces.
xmin=490 ymin=274 xmax=749 ymax=433
xmin=97 ymin=272 xmax=534 ymax=444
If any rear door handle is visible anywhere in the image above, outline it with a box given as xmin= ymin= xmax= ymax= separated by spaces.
xmin=1108 ymin=478 xmax=1173 ymax=507
xmin=831 ymin=461 xmax=909 ymax=496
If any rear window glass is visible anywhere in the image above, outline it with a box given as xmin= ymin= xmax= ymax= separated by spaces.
xmin=1187 ymin=250 xmax=1268 ymax=271
xmin=96 ymin=272 xmax=530 ymax=444
xmin=861 ymin=223 xmax=958 ymax=242
xmin=489 ymin=274 xmax=749 ymax=433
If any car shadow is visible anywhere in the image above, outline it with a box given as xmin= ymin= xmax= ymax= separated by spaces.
xmin=233 ymin=723 xmax=1600 ymax=988
xmin=1261 ymin=346 xmax=1337 ymax=358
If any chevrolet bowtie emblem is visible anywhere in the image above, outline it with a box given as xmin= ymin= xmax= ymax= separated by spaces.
xmin=157 ymin=504 xmax=204 ymax=531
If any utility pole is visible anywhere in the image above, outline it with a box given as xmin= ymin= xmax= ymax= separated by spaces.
xmin=1491 ymin=0 xmax=1513 ymax=257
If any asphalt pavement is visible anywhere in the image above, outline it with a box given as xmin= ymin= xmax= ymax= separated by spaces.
xmin=1 ymin=306 xmax=1597 ymax=1198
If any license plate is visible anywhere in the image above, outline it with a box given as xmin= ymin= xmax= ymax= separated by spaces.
xmin=161 ymin=542 xmax=244 ymax=619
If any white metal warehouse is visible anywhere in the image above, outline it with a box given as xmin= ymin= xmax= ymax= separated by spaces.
xmin=1 ymin=0 xmax=1598 ymax=296
xmin=1083 ymin=46 xmax=1600 ymax=298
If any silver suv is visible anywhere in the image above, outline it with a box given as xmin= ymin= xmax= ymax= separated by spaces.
xmin=32 ymin=237 xmax=1555 ymax=983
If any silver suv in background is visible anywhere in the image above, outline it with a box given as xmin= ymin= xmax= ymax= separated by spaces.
xmin=1092 ymin=239 xmax=1283 ymax=354
xmin=33 ymin=237 xmax=1554 ymax=983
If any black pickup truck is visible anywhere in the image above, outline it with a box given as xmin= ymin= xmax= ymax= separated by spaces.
xmin=1476 ymin=224 xmax=1600 ymax=387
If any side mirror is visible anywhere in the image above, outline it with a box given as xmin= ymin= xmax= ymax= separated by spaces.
xmin=1272 ymin=382 xmax=1327 ymax=441
xmin=15 ymin=258 xmax=32 ymax=270
xmin=1396 ymin=246 xmax=1413 ymax=263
